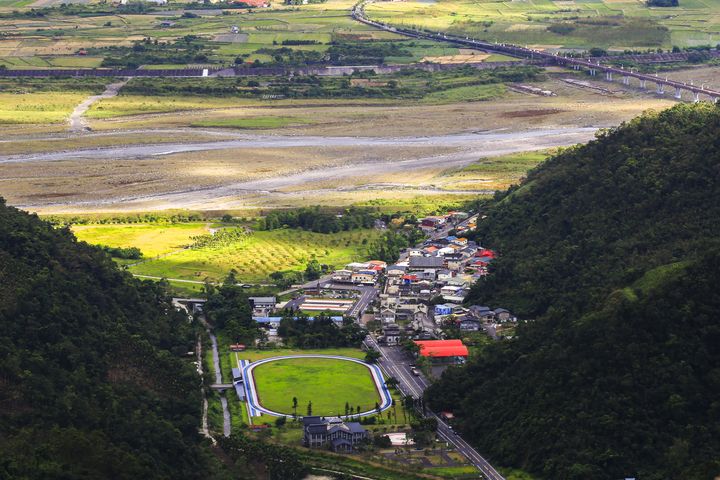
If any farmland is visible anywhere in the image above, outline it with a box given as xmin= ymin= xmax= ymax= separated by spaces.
xmin=0 ymin=0 xmax=460 ymax=69
xmin=119 ymin=227 xmax=382 ymax=284
xmin=72 ymin=222 xmax=211 ymax=257
xmin=250 ymin=357 xmax=382 ymax=416
xmin=365 ymin=0 xmax=720 ymax=50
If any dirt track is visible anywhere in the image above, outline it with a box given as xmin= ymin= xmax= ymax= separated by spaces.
xmin=68 ymin=80 xmax=128 ymax=132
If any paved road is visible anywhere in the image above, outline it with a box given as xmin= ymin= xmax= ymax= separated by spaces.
xmin=347 ymin=285 xmax=378 ymax=318
xmin=364 ymin=335 xmax=505 ymax=480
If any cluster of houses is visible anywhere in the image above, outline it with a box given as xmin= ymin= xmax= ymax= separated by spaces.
xmin=418 ymin=211 xmax=475 ymax=235
xmin=434 ymin=304 xmax=515 ymax=332
xmin=368 ymin=213 xmax=518 ymax=343
xmin=377 ymin=232 xmax=493 ymax=335
xmin=331 ymin=260 xmax=387 ymax=286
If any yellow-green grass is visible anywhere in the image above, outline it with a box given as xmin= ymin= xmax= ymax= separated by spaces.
xmin=0 ymin=92 xmax=88 ymax=124
xmin=72 ymin=222 xmax=210 ymax=258
xmin=365 ymin=0 xmax=720 ymax=49
xmin=128 ymin=228 xmax=381 ymax=283
xmin=191 ymin=116 xmax=312 ymax=129
xmin=422 ymin=84 xmax=506 ymax=104
xmin=251 ymin=357 xmax=382 ymax=416
xmin=437 ymin=150 xmax=551 ymax=191
xmin=87 ymin=95 xmax=262 ymax=118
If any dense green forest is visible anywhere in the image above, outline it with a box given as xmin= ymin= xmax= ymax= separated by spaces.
xmin=428 ymin=103 xmax=720 ymax=480
xmin=0 ymin=198 xmax=212 ymax=478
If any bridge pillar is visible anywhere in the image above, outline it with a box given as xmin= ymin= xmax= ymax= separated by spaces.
xmin=590 ymin=69 xmax=596 ymax=76
xmin=656 ymin=83 xmax=665 ymax=95
xmin=622 ymin=76 xmax=629 ymax=85
xmin=693 ymin=92 xmax=700 ymax=103
xmin=640 ymin=79 xmax=646 ymax=89
xmin=674 ymin=87 xmax=682 ymax=100
xmin=606 ymin=71 xmax=613 ymax=81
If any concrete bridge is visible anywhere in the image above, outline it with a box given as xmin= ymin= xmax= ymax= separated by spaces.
xmin=209 ymin=383 xmax=234 ymax=391
xmin=352 ymin=3 xmax=720 ymax=103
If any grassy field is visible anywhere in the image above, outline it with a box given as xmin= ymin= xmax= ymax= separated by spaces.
xmin=126 ymin=227 xmax=381 ymax=283
xmin=191 ymin=116 xmax=312 ymax=129
xmin=365 ymin=0 xmax=720 ymax=50
xmin=436 ymin=150 xmax=552 ymax=191
xmin=73 ymin=222 xmax=211 ymax=257
xmin=422 ymin=83 xmax=506 ymax=104
xmin=0 ymin=92 xmax=89 ymax=124
xmin=251 ymin=357 xmax=382 ymax=416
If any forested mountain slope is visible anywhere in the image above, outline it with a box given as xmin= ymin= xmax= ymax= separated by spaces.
xmin=428 ymin=104 xmax=720 ymax=480
xmin=0 ymin=198 xmax=210 ymax=479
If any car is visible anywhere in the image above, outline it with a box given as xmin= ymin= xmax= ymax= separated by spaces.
xmin=410 ymin=367 xmax=420 ymax=376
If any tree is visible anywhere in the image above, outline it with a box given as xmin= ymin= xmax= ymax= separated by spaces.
xmin=365 ymin=348 xmax=381 ymax=364
xmin=373 ymin=435 xmax=392 ymax=448
xmin=304 ymin=258 xmax=322 ymax=280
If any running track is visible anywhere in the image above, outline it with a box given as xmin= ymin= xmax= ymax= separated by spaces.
xmin=241 ymin=355 xmax=393 ymax=419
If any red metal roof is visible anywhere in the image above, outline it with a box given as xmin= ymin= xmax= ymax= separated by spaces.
xmin=415 ymin=340 xmax=468 ymax=357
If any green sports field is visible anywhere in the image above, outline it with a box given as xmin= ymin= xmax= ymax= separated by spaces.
xmin=251 ymin=357 xmax=382 ymax=416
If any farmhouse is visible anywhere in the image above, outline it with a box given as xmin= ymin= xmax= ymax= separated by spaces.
xmin=303 ymin=416 xmax=368 ymax=452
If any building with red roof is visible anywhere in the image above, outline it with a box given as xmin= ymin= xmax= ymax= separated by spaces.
xmin=414 ymin=339 xmax=468 ymax=364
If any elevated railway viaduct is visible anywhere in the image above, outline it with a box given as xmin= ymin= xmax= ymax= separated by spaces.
xmin=352 ymin=2 xmax=720 ymax=103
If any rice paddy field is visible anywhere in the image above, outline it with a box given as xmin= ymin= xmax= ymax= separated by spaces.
xmin=250 ymin=357 xmax=382 ymax=416
xmin=365 ymin=0 xmax=720 ymax=50
xmin=102 ymin=227 xmax=383 ymax=283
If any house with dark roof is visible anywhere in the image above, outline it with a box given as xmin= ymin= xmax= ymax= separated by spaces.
xmin=303 ymin=416 xmax=368 ymax=452
xmin=408 ymin=256 xmax=444 ymax=270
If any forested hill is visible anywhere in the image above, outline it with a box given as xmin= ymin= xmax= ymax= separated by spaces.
xmin=465 ymin=102 xmax=720 ymax=318
xmin=0 ymin=198 xmax=210 ymax=478
xmin=427 ymin=103 xmax=720 ymax=480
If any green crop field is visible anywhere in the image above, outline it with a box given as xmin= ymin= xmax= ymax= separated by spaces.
xmin=125 ymin=227 xmax=381 ymax=283
xmin=251 ymin=357 xmax=382 ymax=416
xmin=73 ymin=222 xmax=211 ymax=258
xmin=191 ymin=116 xmax=312 ymax=129
xmin=365 ymin=0 xmax=720 ymax=50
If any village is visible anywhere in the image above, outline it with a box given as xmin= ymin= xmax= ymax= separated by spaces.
xmin=240 ymin=210 xmax=520 ymax=373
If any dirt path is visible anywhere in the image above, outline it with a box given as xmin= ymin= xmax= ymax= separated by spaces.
xmin=68 ymin=80 xmax=128 ymax=132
